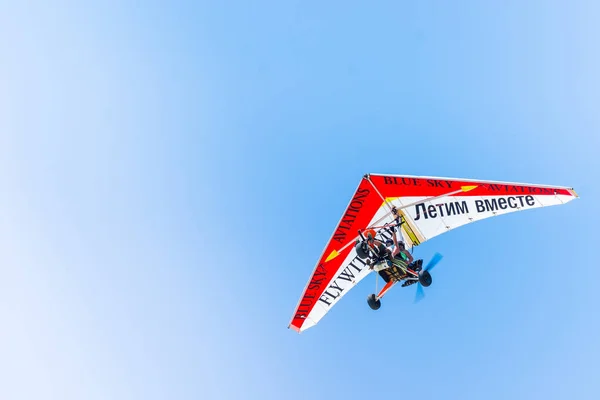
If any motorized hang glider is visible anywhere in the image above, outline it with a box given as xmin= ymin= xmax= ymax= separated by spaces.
xmin=289 ymin=174 xmax=579 ymax=333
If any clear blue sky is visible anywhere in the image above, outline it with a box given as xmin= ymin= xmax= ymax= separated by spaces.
xmin=1 ymin=1 xmax=599 ymax=399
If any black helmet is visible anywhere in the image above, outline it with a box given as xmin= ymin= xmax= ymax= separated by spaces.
xmin=355 ymin=240 xmax=370 ymax=260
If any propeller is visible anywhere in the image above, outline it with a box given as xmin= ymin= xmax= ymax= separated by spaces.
xmin=414 ymin=252 xmax=443 ymax=303
xmin=424 ymin=252 xmax=443 ymax=272
xmin=415 ymin=283 xmax=425 ymax=303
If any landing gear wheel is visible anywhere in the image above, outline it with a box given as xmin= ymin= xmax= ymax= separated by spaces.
xmin=418 ymin=270 xmax=432 ymax=287
xmin=367 ymin=294 xmax=381 ymax=310
xmin=355 ymin=240 xmax=370 ymax=259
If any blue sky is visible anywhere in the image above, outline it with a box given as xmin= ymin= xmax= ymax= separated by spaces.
xmin=1 ymin=1 xmax=599 ymax=399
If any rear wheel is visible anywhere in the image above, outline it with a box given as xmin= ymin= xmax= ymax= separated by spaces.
xmin=367 ymin=294 xmax=381 ymax=310
xmin=418 ymin=270 xmax=432 ymax=287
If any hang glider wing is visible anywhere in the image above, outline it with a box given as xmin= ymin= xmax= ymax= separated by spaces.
xmin=289 ymin=174 xmax=579 ymax=333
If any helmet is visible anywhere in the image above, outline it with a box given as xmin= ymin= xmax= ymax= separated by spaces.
xmin=363 ymin=229 xmax=377 ymax=242
xmin=385 ymin=239 xmax=394 ymax=247
xmin=355 ymin=240 xmax=370 ymax=260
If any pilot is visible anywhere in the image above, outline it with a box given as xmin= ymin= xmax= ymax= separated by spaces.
xmin=363 ymin=227 xmax=416 ymax=271
xmin=363 ymin=229 xmax=389 ymax=260
xmin=384 ymin=226 xmax=414 ymax=268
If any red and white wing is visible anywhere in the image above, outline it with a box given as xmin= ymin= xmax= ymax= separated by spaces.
xmin=289 ymin=174 xmax=578 ymax=333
